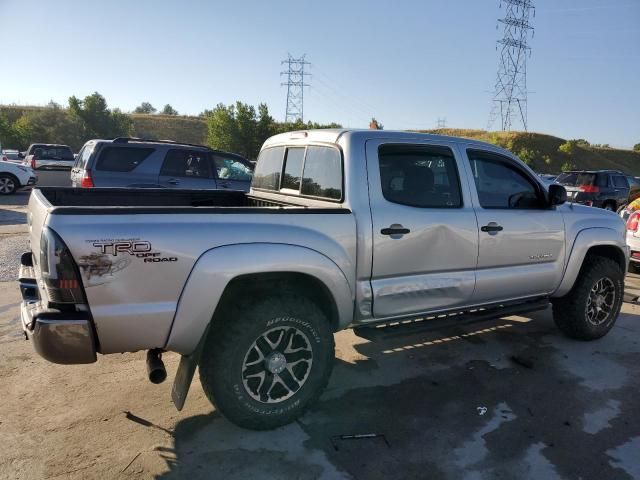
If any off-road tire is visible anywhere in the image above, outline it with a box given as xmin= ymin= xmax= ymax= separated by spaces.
xmin=0 ymin=174 xmax=18 ymax=195
xmin=199 ymin=294 xmax=335 ymax=430
xmin=552 ymin=256 xmax=623 ymax=340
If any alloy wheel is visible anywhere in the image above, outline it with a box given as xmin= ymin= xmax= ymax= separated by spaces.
xmin=585 ymin=277 xmax=615 ymax=326
xmin=242 ymin=326 xmax=313 ymax=403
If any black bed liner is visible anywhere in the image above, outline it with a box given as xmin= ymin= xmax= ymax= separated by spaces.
xmin=37 ymin=188 xmax=350 ymax=215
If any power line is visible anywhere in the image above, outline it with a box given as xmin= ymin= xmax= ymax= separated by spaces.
xmin=281 ymin=54 xmax=310 ymax=123
xmin=488 ymin=0 xmax=535 ymax=132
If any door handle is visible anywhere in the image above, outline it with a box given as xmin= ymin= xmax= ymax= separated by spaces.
xmin=168 ymin=178 xmax=180 ymax=185
xmin=481 ymin=223 xmax=503 ymax=233
xmin=381 ymin=225 xmax=410 ymax=236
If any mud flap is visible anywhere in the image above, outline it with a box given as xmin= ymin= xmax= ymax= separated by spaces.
xmin=171 ymin=325 xmax=209 ymax=411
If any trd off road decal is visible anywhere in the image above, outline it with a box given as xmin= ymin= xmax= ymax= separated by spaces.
xmin=79 ymin=238 xmax=178 ymax=286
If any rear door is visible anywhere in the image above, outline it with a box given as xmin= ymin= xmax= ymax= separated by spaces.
xmin=211 ymin=153 xmax=253 ymax=192
xmin=462 ymin=148 xmax=565 ymax=303
xmin=366 ymin=139 xmax=479 ymax=318
xmin=158 ymin=149 xmax=217 ymax=189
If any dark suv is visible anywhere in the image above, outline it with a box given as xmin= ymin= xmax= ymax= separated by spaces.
xmin=70 ymin=138 xmax=253 ymax=191
xmin=555 ymin=170 xmax=630 ymax=211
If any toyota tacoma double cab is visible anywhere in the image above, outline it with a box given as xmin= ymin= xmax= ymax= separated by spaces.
xmin=18 ymin=129 xmax=629 ymax=430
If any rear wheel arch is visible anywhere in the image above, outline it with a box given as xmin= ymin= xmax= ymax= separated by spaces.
xmin=214 ymin=272 xmax=341 ymax=332
xmin=0 ymin=172 xmax=20 ymax=189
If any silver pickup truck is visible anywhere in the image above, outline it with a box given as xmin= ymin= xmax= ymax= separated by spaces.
xmin=18 ymin=130 xmax=629 ymax=430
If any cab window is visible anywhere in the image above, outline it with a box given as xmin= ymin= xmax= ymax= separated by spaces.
xmin=467 ymin=150 xmax=544 ymax=209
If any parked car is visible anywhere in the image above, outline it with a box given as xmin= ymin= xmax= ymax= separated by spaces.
xmin=2 ymin=149 xmax=23 ymax=163
xmin=70 ymin=138 xmax=253 ymax=191
xmin=23 ymin=144 xmax=75 ymax=170
xmin=555 ymin=170 xmax=630 ymax=211
xmin=0 ymin=158 xmax=36 ymax=194
xmin=627 ymin=176 xmax=640 ymax=203
xmin=18 ymin=129 xmax=628 ymax=430
xmin=538 ymin=173 xmax=557 ymax=187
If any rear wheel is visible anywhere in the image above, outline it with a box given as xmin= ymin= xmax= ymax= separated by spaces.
xmin=0 ymin=174 xmax=18 ymax=195
xmin=603 ymin=202 xmax=616 ymax=212
xmin=199 ymin=294 xmax=335 ymax=430
xmin=552 ymin=256 xmax=623 ymax=340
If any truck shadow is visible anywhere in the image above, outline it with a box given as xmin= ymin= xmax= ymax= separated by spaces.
xmin=155 ymin=308 xmax=640 ymax=479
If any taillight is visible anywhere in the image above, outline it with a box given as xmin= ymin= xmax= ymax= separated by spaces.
xmin=30 ymin=158 xmax=36 ymax=169
xmin=579 ymin=185 xmax=599 ymax=193
xmin=40 ymin=227 xmax=85 ymax=304
xmin=80 ymin=169 xmax=94 ymax=188
xmin=627 ymin=212 xmax=640 ymax=232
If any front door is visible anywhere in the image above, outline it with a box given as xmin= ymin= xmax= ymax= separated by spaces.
xmin=211 ymin=153 xmax=253 ymax=192
xmin=462 ymin=148 xmax=565 ymax=303
xmin=367 ymin=140 xmax=479 ymax=319
xmin=158 ymin=149 xmax=217 ymax=189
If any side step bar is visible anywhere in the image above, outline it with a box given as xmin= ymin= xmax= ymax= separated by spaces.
xmin=353 ymin=298 xmax=550 ymax=341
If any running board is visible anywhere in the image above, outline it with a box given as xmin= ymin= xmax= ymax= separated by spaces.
xmin=353 ymin=299 xmax=550 ymax=341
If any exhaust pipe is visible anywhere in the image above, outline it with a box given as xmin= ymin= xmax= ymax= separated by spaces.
xmin=146 ymin=349 xmax=167 ymax=384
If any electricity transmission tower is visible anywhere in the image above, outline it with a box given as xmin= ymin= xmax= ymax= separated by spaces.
xmin=437 ymin=117 xmax=447 ymax=128
xmin=281 ymin=54 xmax=310 ymax=123
xmin=488 ymin=0 xmax=535 ymax=131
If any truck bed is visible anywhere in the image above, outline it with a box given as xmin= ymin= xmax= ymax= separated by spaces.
xmin=37 ymin=187 xmax=347 ymax=214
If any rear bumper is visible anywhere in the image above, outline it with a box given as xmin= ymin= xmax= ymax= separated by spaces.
xmin=18 ymin=252 xmax=96 ymax=364
xmin=21 ymin=303 xmax=97 ymax=364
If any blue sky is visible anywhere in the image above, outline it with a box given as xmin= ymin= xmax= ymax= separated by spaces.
xmin=1 ymin=0 xmax=638 ymax=147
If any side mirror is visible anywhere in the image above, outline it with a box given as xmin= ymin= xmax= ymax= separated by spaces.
xmin=548 ymin=184 xmax=567 ymax=206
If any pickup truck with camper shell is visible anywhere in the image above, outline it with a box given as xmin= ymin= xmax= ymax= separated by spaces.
xmin=18 ymin=129 xmax=629 ymax=430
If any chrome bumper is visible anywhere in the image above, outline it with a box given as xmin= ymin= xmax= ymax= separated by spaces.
xmin=20 ymin=302 xmax=97 ymax=364
xmin=19 ymin=251 xmax=96 ymax=365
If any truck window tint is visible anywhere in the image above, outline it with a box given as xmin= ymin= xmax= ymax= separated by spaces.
xmin=161 ymin=150 xmax=210 ymax=178
xmin=468 ymin=151 xmax=543 ymax=209
xmin=301 ymin=146 xmax=342 ymax=200
xmin=253 ymin=147 xmax=284 ymax=190
xmin=213 ymin=155 xmax=253 ymax=181
xmin=378 ymin=145 xmax=461 ymax=208
xmin=281 ymin=147 xmax=306 ymax=190
xmin=96 ymin=147 xmax=154 ymax=172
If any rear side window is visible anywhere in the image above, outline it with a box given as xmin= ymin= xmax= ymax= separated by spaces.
xmin=95 ymin=146 xmax=154 ymax=172
xmin=301 ymin=146 xmax=342 ymax=200
xmin=75 ymin=145 xmax=94 ymax=169
xmin=379 ymin=145 xmax=461 ymax=208
xmin=160 ymin=149 xmax=211 ymax=178
xmin=253 ymin=147 xmax=284 ymax=190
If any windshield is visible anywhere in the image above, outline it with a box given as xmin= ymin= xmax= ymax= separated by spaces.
xmin=556 ymin=172 xmax=595 ymax=186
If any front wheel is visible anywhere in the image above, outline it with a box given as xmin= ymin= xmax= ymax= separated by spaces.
xmin=199 ymin=294 xmax=335 ymax=430
xmin=552 ymin=256 xmax=623 ymax=340
xmin=0 ymin=174 xmax=18 ymax=195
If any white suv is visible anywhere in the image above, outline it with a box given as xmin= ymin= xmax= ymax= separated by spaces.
xmin=0 ymin=159 xmax=37 ymax=194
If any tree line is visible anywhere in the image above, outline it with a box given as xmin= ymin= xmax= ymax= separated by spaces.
xmin=0 ymin=92 xmax=341 ymax=158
